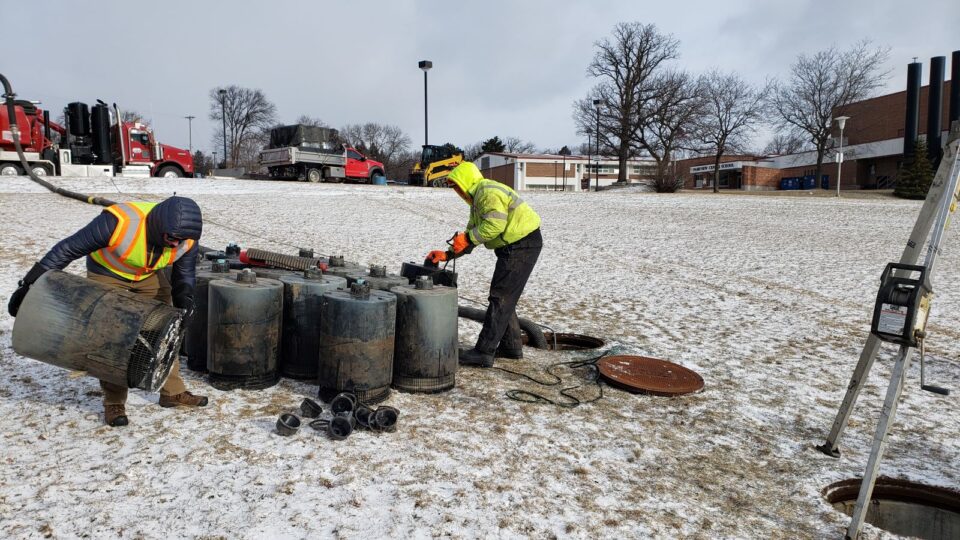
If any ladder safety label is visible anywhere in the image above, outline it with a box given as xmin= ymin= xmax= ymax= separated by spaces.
xmin=877 ymin=303 xmax=907 ymax=335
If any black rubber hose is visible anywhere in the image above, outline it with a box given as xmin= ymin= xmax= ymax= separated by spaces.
xmin=457 ymin=305 xmax=548 ymax=349
xmin=1 ymin=72 xmax=117 ymax=208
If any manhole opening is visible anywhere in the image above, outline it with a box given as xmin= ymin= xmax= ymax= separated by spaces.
xmin=823 ymin=477 xmax=960 ymax=539
xmin=523 ymin=332 xmax=605 ymax=351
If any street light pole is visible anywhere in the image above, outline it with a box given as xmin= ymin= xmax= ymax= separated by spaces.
xmin=562 ymin=154 xmax=567 ymax=191
xmin=218 ymin=88 xmax=228 ymax=167
xmin=835 ymin=116 xmax=849 ymax=198
xmin=184 ymin=115 xmax=195 ymax=153
xmin=593 ymin=99 xmax=601 ymax=191
xmin=419 ymin=60 xmax=432 ymax=147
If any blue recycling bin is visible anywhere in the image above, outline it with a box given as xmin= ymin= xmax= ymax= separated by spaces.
xmin=801 ymin=175 xmax=816 ymax=190
xmin=372 ymin=175 xmax=387 ymax=186
xmin=821 ymin=175 xmax=829 ymax=189
xmin=779 ymin=177 xmax=799 ymax=190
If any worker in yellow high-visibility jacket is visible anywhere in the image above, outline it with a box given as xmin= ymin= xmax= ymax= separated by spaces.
xmin=8 ymin=196 xmax=208 ymax=427
xmin=427 ymin=162 xmax=543 ymax=368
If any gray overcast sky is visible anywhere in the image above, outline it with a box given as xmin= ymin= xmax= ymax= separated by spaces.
xmin=5 ymin=0 xmax=957 ymax=155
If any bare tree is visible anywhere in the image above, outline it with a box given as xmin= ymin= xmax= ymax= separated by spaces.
xmin=769 ymin=40 xmax=890 ymax=188
xmin=636 ymin=70 xmax=704 ymax=192
xmin=339 ymin=123 xmax=414 ymax=179
xmin=574 ymin=22 xmax=679 ymax=182
xmin=462 ymin=141 xmax=484 ymax=161
xmin=503 ymin=136 xmax=538 ymax=154
xmin=762 ymin=132 xmax=809 ymax=156
xmin=695 ymin=71 xmax=768 ymax=192
xmin=209 ymin=85 xmax=277 ymax=168
xmin=120 ymin=109 xmax=150 ymax=124
xmin=295 ymin=115 xmax=328 ymax=127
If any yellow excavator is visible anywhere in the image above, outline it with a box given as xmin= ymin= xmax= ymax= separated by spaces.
xmin=408 ymin=143 xmax=463 ymax=187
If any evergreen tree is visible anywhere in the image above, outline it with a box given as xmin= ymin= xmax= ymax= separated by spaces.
xmin=895 ymin=140 xmax=935 ymax=199
xmin=481 ymin=136 xmax=505 ymax=153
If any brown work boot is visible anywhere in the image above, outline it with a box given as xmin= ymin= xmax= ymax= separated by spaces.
xmin=104 ymin=404 xmax=129 ymax=427
xmin=159 ymin=391 xmax=209 ymax=408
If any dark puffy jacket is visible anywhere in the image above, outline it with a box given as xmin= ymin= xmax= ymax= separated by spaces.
xmin=38 ymin=197 xmax=202 ymax=308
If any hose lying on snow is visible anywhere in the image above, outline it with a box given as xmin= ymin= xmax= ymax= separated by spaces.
xmin=458 ymin=305 xmax=548 ymax=349
xmin=1 ymin=73 xmax=117 ymax=208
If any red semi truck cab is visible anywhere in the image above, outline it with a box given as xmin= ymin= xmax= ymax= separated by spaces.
xmin=118 ymin=121 xmax=194 ymax=177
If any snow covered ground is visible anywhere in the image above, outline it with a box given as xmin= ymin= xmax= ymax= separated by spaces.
xmin=1 ymin=176 xmax=959 ymax=539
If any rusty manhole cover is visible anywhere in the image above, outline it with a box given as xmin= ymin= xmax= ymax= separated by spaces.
xmin=598 ymin=355 xmax=704 ymax=396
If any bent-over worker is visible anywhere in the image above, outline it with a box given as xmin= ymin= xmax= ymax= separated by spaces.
xmin=7 ymin=196 xmax=209 ymax=427
xmin=426 ymin=162 xmax=542 ymax=368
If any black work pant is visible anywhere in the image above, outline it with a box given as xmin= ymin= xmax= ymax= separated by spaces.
xmin=475 ymin=228 xmax=542 ymax=354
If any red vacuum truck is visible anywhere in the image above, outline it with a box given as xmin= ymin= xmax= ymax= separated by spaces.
xmin=0 ymin=100 xmax=194 ymax=178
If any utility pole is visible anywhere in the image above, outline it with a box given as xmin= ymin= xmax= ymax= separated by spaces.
xmin=594 ymin=99 xmax=601 ymax=192
xmin=219 ymin=88 xmax=228 ymax=167
xmin=184 ymin=115 xmax=195 ymax=153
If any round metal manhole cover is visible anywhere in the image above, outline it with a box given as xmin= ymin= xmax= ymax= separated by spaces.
xmin=598 ymin=355 xmax=704 ymax=396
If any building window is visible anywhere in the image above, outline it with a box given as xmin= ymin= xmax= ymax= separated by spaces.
xmin=587 ymin=164 xmax=616 ymax=174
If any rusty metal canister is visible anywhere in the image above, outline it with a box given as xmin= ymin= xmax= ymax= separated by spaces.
xmin=207 ymin=269 xmax=283 ymax=390
xmin=390 ymin=277 xmax=458 ymax=393
xmin=12 ymin=270 xmax=184 ymax=392
xmin=279 ymin=269 xmax=347 ymax=380
xmin=185 ymin=259 xmax=235 ymax=372
xmin=317 ymin=281 xmax=396 ymax=404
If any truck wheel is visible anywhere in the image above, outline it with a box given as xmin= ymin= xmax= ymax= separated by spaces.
xmin=157 ymin=166 xmax=182 ymax=178
xmin=30 ymin=165 xmax=51 ymax=177
xmin=0 ymin=163 xmax=24 ymax=176
xmin=306 ymin=168 xmax=322 ymax=183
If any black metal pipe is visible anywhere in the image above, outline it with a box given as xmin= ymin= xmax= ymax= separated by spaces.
xmin=43 ymin=110 xmax=51 ymax=143
xmin=904 ymin=62 xmax=922 ymax=157
xmin=927 ymin=56 xmax=946 ymax=166
xmin=949 ymin=50 xmax=960 ymax=127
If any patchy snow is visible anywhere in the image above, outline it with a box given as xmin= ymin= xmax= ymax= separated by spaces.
xmin=1 ymin=176 xmax=959 ymax=539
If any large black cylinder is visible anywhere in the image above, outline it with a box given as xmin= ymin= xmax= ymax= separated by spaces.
xmin=904 ymin=62 xmax=922 ymax=157
xmin=325 ymin=255 xmax=364 ymax=279
xmin=279 ymin=270 xmax=347 ymax=380
xmin=345 ymin=265 xmax=409 ymax=291
xmin=184 ymin=260 xmax=235 ymax=372
xmin=318 ymin=283 xmax=396 ymax=404
xmin=66 ymin=102 xmax=90 ymax=137
xmin=208 ymin=270 xmax=283 ymax=390
xmin=390 ymin=279 xmax=458 ymax=393
xmin=12 ymin=271 xmax=184 ymax=392
xmin=928 ymin=56 xmax=946 ymax=165
xmin=90 ymin=103 xmax=112 ymax=165
xmin=253 ymin=267 xmax=300 ymax=282
xmin=950 ymin=51 xmax=960 ymax=127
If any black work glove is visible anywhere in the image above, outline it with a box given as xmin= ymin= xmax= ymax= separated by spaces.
xmin=7 ymin=263 xmax=48 ymax=317
xmin=172 ymin=289 xmax=195 ymax=324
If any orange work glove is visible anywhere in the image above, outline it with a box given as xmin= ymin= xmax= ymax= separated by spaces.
xmin=426 ymin=250 xmax=449 ymax=265
xmin=450 ymin=231 xmax=473 ymax=257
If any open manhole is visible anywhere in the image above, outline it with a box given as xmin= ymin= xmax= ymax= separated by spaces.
xmin=824 ymin=477 xmax=960 ymax=539
xmin=522 ymin=332 xmax=605 ymax=351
